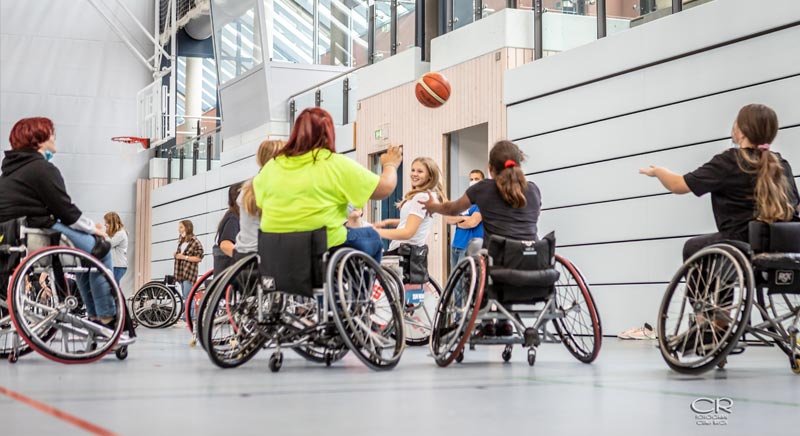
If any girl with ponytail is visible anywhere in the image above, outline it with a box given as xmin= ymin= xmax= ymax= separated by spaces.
xmin=640 ymin=103 xmax=799 ymax=260
xmin=422 ymin=140 xmax=542 ymax=242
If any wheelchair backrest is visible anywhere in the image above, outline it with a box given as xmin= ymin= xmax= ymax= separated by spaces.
xmin=258 ymin=228 xmax=327 ymax=298
xmin=393 ymin=243 xmax=429 ymax=285
xmin=749 ymin=221 xmax=800 ymax=253
xmin=487 ymin=231 xmax=556 ymax=271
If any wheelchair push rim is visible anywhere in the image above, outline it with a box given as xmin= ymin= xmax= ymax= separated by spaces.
xmin=429 ymin=254 xmax=486 ymax=367
xmin=328 ymin=249 xmax=406 ymax=371
xmin=657 ymin=246 xmax=753 ymax=374
xmin=552 ymin=254 xmax=602 ymax=364
xmin=186 ymin=269 xmax=214 ymax=333
xmin=8 ymin=246 xmax=126 ymax=364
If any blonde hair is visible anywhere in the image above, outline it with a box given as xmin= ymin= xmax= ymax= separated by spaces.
xmin=733 ymin=104 xmax=795 ymax=223
xmin=242 ymin=140 xmax=284 ymax=216
xmin=397 ymin=157 xmax=447 ymax=208
xmin=103 ymin=212 xmax=124 ymax=237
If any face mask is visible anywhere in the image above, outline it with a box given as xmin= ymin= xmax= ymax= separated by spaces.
xmin=180 ymin=231 xmax=186 ymax=238
xmin=469 ymin=180 xmax=479 ymax=187
xmin=44 ymin=150 xmax=54 ymax=161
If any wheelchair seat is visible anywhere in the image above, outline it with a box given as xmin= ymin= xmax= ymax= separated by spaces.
xmin=258 ymin=228 xmax=328 ymax=298
xmin=487 ymin=232 xmax=560 ymax=303
xmin=387 ymin=243 xmax=429 ymax=285
xmin=748 ymin=221 xmax=800 ymax=293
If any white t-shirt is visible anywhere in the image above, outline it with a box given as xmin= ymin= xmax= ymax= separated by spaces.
xmin=388 ymin=192 xmax=437 ymax=251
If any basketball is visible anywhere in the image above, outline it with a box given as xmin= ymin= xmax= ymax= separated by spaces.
xmin=415 ymin=72 xmax=451 ymax=108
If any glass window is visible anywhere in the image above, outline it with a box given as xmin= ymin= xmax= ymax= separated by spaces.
xmin=211 ymin=0 xmax=263 ymax=84
xmin=373 ymin=0 xmax=392 ymax=62
xmin=396 ymin=0 xmax=416 ymax=54
xmin=271 ymin=0 xmax=314 ymax=64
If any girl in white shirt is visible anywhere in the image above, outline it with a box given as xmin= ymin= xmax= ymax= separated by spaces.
xmin=376 ymin=157 xmax=446 ymax=254
xmin=103 ymin=212 xmax=128 ymax=287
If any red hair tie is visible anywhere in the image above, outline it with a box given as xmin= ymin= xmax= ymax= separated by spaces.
xmin=504 ymin=160 xmax=517 ymax=169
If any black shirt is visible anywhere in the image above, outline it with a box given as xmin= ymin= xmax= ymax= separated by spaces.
xmin=684 ymin=148 xmax=799 ymax=240
xmin=0 ymin=149 xmax=83 ymax=225
xmin=466 ymin=179 xmax=542 ymax=241
xmin=216 ymin=211 xmax=240 ymax=246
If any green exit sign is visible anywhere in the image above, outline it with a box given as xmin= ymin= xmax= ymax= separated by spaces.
xmin=374 ymin=129 xmax=382 ymax=139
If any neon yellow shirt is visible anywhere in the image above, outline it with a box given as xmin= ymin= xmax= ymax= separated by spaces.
xmin=253 ymin=149 xmax=380 ymax=247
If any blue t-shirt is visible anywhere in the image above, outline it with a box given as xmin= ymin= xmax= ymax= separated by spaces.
xmin=452 ymin=205 xmax=484 ymax=249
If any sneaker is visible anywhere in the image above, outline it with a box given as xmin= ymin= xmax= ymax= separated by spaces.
xmin=496 ymin=320 xmax=514 ymax=336
xmin=681 ymin=326 xmax=718 ymax=356
xmin=626 ymin=323 xmax=656 ymax=340
xmin=617 ymin=326 xmax=640 ymax=340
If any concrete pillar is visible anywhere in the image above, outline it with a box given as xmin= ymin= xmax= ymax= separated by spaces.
xmin=185 ymin=56 xmax=204 ymax=129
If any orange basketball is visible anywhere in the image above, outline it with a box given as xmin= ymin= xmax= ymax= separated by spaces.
xmin=415 ymin=72 xmax=451 ymax=108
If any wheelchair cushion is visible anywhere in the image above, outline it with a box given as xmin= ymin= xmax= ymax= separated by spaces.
xmin=395 ymin=243 xmax=428 ymax=285
xmin=487 ymin=232 xmax=560 ymax=303
xmin=749 ymin=221 xmax=800 ymax=253
xmin=258 ymin=229 xmax=327 ymax=298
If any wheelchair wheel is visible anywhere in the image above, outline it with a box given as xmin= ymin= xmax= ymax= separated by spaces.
xmin=8 ymin=247 xmax=126 ymax=363
xmin=403 ymin=278 xmax=443 ymax=347
xmin=186 ymin=269 xmax=214 ymax=334
xmin=657 ymin=246 xmax=753 ymax=374
xmin=429 ymin=254 xmax=486 ymax=367
xmin=552 ymin=255 xmax=602 ymax=363
xmin=0 ymin=300 xmax=34 ymax=360
xmin=165 ymin=285 xmax=184 ymax=328
xmin=202 ymin=254 xmax=267 ymax=368
xmin=328 ymin=249 xmax=406 ymax=370
xmin=286 ymin=295 xmax=349 ymax=364
xmin=131 ymin=282 xmax=177 ymax=329
xmin=756 ymin=285 xmax=800 ymax=361
xmin=194 ymin=270 xmax=232 ymax=351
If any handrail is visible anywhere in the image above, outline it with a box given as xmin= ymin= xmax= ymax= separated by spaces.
xmin=287 ymin=64 xmax=367 ymax=102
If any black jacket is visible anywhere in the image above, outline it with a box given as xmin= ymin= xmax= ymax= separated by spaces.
xmin=0 ymin=149 xmax=82 ymax=225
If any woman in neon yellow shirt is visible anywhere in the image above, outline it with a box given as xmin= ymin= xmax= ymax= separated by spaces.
xmin=253 ymin=107 xmax=401 ymax=261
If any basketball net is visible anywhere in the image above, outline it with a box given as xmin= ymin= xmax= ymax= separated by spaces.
xmin=111 ymin=137 xmax=150 ymax=164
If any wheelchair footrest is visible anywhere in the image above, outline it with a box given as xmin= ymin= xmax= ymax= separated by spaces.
xmin=470 ymin=336 xmax=525 ymax=346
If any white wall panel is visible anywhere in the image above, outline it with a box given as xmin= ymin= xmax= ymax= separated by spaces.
xmin=516 ymin=80 xmax=800 ymax=174
xmin=539 ymin=194 xmax=717 ymax=246
xmin=557 ymin=238 xmax=689 ymax=285
xmin=504 ymin=0 xmax=800 ymax=105
xmin=512 ymin=73 xmax=800 ymax=151
xmin=590 ymin=284 xmax=666 ymax=336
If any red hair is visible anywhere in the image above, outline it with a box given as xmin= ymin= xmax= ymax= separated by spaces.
xmin=9 ymin=117 xmax=55 ymax=151
xmin=282 ymin=108 xmax=336 ymax=158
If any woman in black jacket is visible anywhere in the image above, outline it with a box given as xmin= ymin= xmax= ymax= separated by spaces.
xmin=0 ymin=117 xmax=117 ymax=324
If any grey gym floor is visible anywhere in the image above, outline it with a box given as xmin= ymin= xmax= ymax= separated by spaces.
xmin=1 ymin=328 xmax=797 ymax=436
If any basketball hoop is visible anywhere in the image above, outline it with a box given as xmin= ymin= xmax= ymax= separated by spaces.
xmin=111 ymin=136 xmax=150 ymax=150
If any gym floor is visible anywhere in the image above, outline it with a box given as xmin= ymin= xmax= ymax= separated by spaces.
xmin=1 ymin=328 xmax=797 ymax=436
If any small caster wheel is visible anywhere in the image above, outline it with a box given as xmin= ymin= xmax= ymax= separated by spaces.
xmin=269 ymin=352 xmax=283 ymax=373
xmin=189 ymin=337 xmax=197 ymax=347
xmin=717 ymin=358 xmax=727 ymax=369
xmin=455 ymin=351 xmax=464 ymax=363
xmin=502 ymin=346 xmax=512 ymax=362
xmin=8 ymin=354 xmax=18 ymax=364
xmin=324 ymin=351 xmax=333 ymax=367
xmin=527 ymin=349 xmax=536 ymax=367
xmin=115 ymin=346 xmax=128 ymax=360
xmin=791 ymin=358 xmax=800 ymax=374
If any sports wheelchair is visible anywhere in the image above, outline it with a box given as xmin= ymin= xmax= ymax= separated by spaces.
xmin=381 ymin=244 xmax=442 ymax=346
xmin=185 ymin=269 xmax=215 ymax=346
xmin=0 ymin=218 xmax=134 ymax=364
xmin=657 ymin=221 xmax=800 ymax=374
xmin=198 ymin=228 xmax=406 ymax=372
xmin=130 ymin=275 xmax=186 ymax=329
xmin=429 ymin=233 xmax=602 ymax=367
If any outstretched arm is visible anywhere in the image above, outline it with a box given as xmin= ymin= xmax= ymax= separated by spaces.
xmin=639 ymin=166 xmax=691 ymax=194
xmin=420 ymin=194 xmax=472 ymax=216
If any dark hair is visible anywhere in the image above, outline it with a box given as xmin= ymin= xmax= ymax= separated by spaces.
xmin=489 ymin=140 xmax=527 ymax=208
xmin=218 ymin=182 xmax=242 ymax=237
xmin=9 ymin=117 xmax=54 ymax=151
xmin=733 ymin=104 xmax=795 ymax=223
xmin=281 ymin=107 xmax=336 ymax=159
xmin=469 ymin=169 xmax=485 ymax=179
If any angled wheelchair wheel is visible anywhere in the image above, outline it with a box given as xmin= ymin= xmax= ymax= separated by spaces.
xmin=286 ymin=295 xmax=349 ymax=364
xmin=657 ymin=245 xmax=753 ymax=374
xmin=195 ymin=269 xmax=234 ymax=351
xmin=403 ymin=278 xmax=443 ymax=347
xmin=552 ymin=255 xmax=602 ymax=363
xmin=202 ymin=254 xmax=267 ymax=368
xmin=328 ymin=249 xmax=405 ymax=371
xmin=131 ymin=282 xmax=177 ymax=329
xmin=186 ymin=269 xmax=214 ymax=334
xmin=8 ymin=247 xmax=126 ymax=364
xmin=755 ymin=283 xmax=800 ymax=365
xmin=167 ymin=285 xmax=184 ymax=327
xmin=429 ymin=255 xmax=486 ymax=367
xmin=0 ymin=300 xmax=34 ymax=360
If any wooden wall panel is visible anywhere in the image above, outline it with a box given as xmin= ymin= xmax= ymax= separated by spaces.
xmin=355 ymin=49 xmax=534 ymax=283
xmin=134 ymin=178 xmax=167 ymax=292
